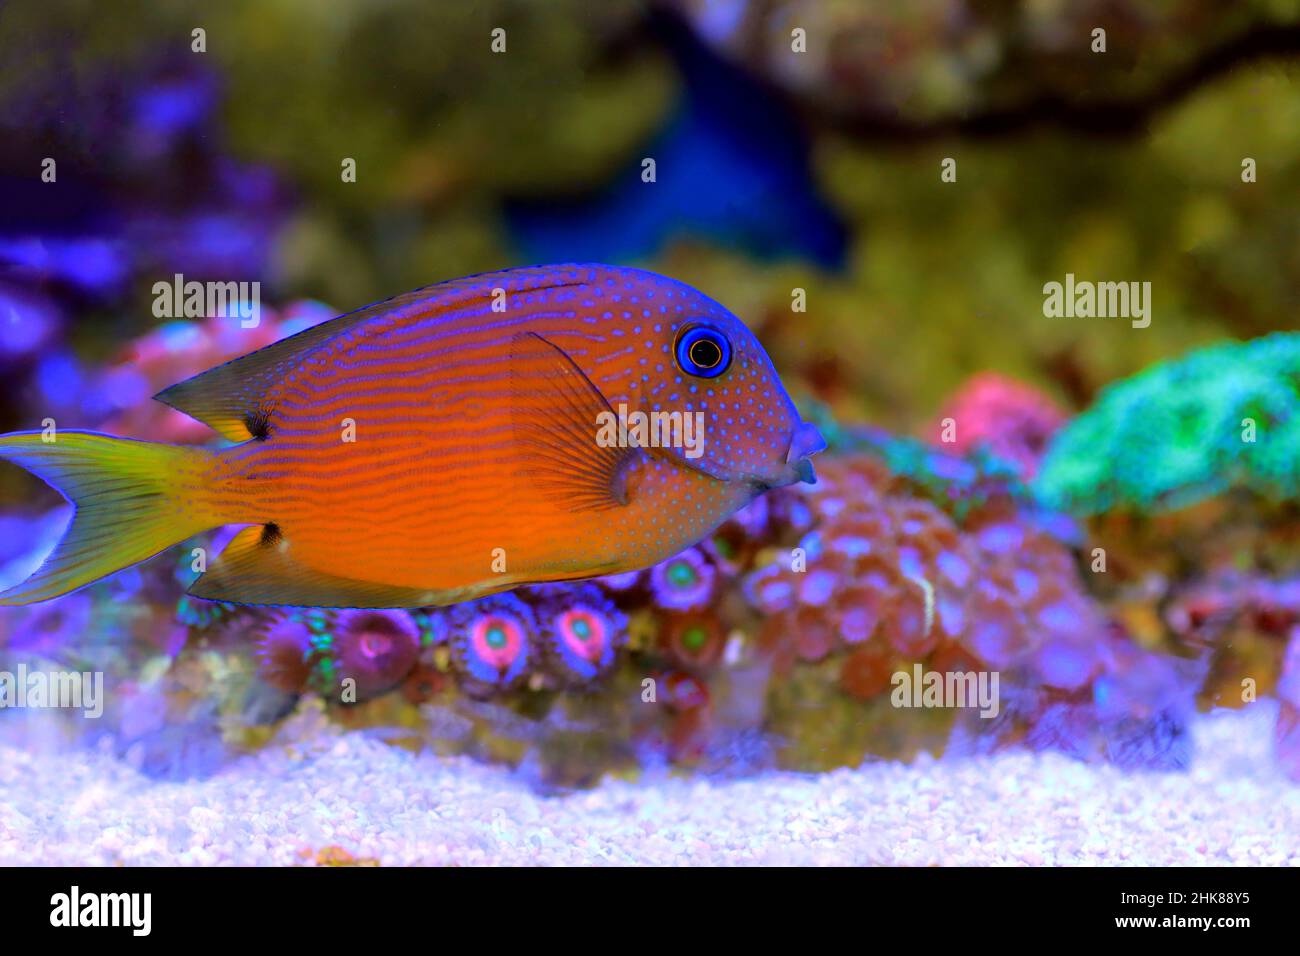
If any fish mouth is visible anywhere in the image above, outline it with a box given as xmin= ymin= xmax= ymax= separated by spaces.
xmin=782 ymin=421 xmax=827 ymax=486
xmin=632 ymin=415 xmax=827 ymax=490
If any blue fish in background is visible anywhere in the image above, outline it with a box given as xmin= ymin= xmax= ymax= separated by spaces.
xmin=505 ymin=13 xmax=847 ymax=269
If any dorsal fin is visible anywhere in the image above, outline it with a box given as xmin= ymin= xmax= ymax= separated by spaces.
xmin=152 ymin=268 xmax=594 ymax=442
xmin=152 ymin=290 xmax=427 ymax=441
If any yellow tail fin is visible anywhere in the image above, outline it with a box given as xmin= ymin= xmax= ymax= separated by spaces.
xmin=0 ymin=431 xmax=221 ymax=606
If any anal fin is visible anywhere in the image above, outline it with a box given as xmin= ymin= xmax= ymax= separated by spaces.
xmin=191 ymin=525 xmax=443 ymax=609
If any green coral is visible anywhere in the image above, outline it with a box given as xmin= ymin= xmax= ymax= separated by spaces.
xmin=1035 ymin=332 xmax=1300 ymax=515
xmin=175 ymin=594 xmax=236 ymax=631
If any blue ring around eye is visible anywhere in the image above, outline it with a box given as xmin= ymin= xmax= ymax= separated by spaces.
xmin=675 ymin=325 xmax=732 ymax=378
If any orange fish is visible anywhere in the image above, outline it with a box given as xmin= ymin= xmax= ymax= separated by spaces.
xmin=0 ymin=264 xmax=825 ymax=608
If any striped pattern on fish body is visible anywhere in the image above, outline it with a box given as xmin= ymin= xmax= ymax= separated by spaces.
xmin=0 ymin=264 xmax=826 ymax=608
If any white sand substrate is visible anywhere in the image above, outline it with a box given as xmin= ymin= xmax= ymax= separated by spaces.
xmin=0 ymin=702 xmax=1297 ymax=866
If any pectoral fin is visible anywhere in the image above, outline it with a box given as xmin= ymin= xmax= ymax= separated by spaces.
xmin=509 ymin=331 xmax=640 ymax=511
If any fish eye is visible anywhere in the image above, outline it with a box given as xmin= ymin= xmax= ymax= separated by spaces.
xmin=674 ymin=325 xmax=732 ymax=379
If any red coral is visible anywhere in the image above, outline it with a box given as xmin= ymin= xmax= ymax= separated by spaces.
xmin=749 ymin=454 xmax=1129 ymax=726
xmin=253 ymin=613 xmax=315 ymax=694
xmin=660 ymin=611 xmax=727 ymax=670
xmin=930 ymin=373 xmax=1067 ymax=477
